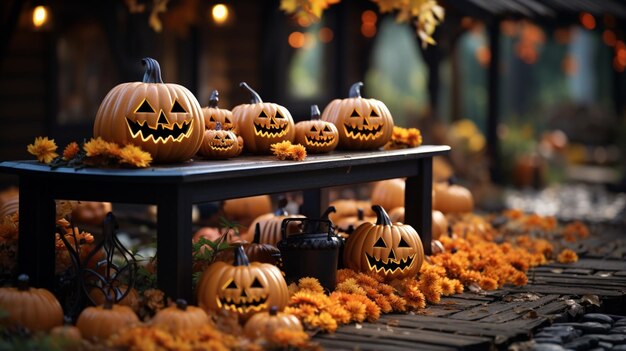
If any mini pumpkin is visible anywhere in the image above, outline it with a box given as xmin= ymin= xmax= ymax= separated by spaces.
xmin=76 ymin=300 xmax=139 ymax=341
xmin=321 ymin=82 xmax=394 ymax=150
xmin=294 ymin=105 xmax=339 ymax=154
xmin=49 ymin=317 xmax=82 ymax=351
xmin=244 ymin=199 xmax=305 ymax=245
xmin=150 ymin=299 xmax=209 ymax=333
xmin=198 ymin=122 xmax=242 ymax=159
xmin=335 ymin=208 xmax=375 ymax=235
xmin=232 ymin=82 xmax=295 ymax=154
xmin=243 ymin=305 xmax=303 ymax=340
xmin=93 ymin=57 xmax=204 ymax=163
xmin=0 ymin=274 xmax=63 ymax=332
xmin=197 ymin=245 xmax=289 ymax=320
xmin=203 ymin=90 xmax=237 ymax=132
xmin=343 ymin=205 xmax=424 ymax=280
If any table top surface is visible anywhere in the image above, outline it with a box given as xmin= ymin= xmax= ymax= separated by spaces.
xmin=0 ymin=145 xmax=450 ymax=183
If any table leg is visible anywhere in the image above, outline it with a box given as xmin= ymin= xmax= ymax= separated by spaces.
xmin=405 ymin=158 xmax=433 ymax=255
xmin=156 ymin=186 xmax=193 ymax=302
xmin=18 ymin=176 xmax=56 ymax=289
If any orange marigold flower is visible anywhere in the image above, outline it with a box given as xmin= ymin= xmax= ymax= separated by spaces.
xmin=326 ymin=304 xmax=351 ymax=324
xmin=290 ymin=291 xmax=328 ymax=310
xmin=83 ymin=137 xmax=110 ymax=157
xmin=270 ymin=328 xmax=311 ymax=348
xmin=288 ymin=144 xmax=307 ymax=161
xmin=62 ymin=142 xmax=80 ymax=160
xmin=105 ymin=141 xmax=122 ymax=158
xmin=374 ymin=295 xmax=392 ymax=313
xmin=271 ymin=140 xmax=292 ymax=160
xmin=305 ymin=311 xmax=337 ymax=332
xmin=344 ymin=300 xmax=367 ymax=322
xmin=440 ymin=278 xmax=456 ymax=295
xmin=405 ymin=128 xmax=423 ymax=147
xmin=298 ymin=277 xmax=324 ymax=293
xmin=119 ymin=144 xmax=152 ymax=168
xmin=511 ymin=272 xmax=528 ymax=286
xmin=337 ymin=268 xmax=357 ymax=283
xmin=557 ymin=249 xmax=578 ymax=263
xmin=479 ymin=277 xmax=498 ymax=290
xmin=27 ymin=136 xmax=58 ymax=164
xmin=336 ymin=278 xmax=367 ymax=296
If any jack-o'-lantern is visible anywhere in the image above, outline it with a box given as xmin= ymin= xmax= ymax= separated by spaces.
xmin=321 ymin=82 xmax=394 ymax=150
xmin=244 ymin=198 xmax=305 ymax=245
xmin=198 ymin=122 xmax=242 ymax=159
xmin=197 ymin=245 xmax=289 ymax=320
xmin=343 ymin=205 xmax=424 ymax=280
xmin=232 ymin=82 xmax=295 ymax=154
xmin=93 ymin=57 xmax=204 ymax=163
xmin=294 ymin=105 xmax=339 ymax=154
xmin=202 ymin=90 xmax=237 ymax=132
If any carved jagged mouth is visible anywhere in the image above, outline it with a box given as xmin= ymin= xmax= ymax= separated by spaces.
xmin=127 ymin=118 xmax=193 ymax=143
xmin=254 ymin=123 xmax=289 ymax=138
xmin=305 ymin=135 xmax=335 ymax=147
xmin=344 ymin=123 xmax=383 ymax=140
xmin=209 ymin=144 xmax=234 ymax=151
xmin=217 ymin=295 xmax=268 ymax=313
xmin=366 ymin=253 xmax=415 ymax=275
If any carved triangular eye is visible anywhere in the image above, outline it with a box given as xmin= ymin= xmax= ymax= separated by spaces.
xmin=209 ymin=116 xmax=216 ymax=122
xmin=225 ymin=280 xmax=238 ymax=289
xmin=275 ymin=110 xmax=284 ymax=119
xmin=350 ymin=109 xmax=360 ymax=118
xmin=370 ymin=109 xmax=379 ymax=117
xmin=250 ymin=277 xmax=264 ymax=288
xmin=374 ymin=237 xmax=387 ymax=248
xmin=323 ymin=126 xmax=332 ymax=132
xmin=224 ymin=134 xmax=232 ymax=140
xmin=398 ymin=237 xmax=411 ymax=248
xmin=224 ymin=117 xmax=231 ymax=124
xmin=258 ymin=110 xmax=268 ymax=118
xmin=171 ymin=100 xmax=187 ymax=113
xmin=310 ymin=126 xmax=318 ymax=132
xmin=214 ymin=135 xmax=221 ymax=140
xmin=136 ymin=99 xmax=155 ymax=113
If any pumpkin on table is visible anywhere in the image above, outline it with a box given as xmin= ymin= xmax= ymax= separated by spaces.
xmin=321 ymin=82 xmax=394 ymax=150
xmin=232 ymin=82 xmax=295 ymax=154
xmin=199 ymin=122 xmax=242 ymax=159
xmin=197 ymin=245 xmax=289 ymax=320
xmin=343 ymin=205 xmax=424 ymax=280
xmin=0 ymin=274 xmax=63 ymax=332
xmin=150 ymin=299 xmax=209 ymax=333
xmin=294 ymin=105 xmax=339 ymax=154
xmin=93 ymin=57 xmax=204 ymax=163
xmin=76 ymin=299 xmax=139 ymax=342
xmin=203 ymin=90 xmax=237 ymax=132
xmin=243 ymin=305 xmax=303 ymax=340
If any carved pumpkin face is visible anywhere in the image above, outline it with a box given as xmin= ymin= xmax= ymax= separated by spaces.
xmin=94 ymin=58 xmax=204 ymax=163
xmin=321 ymin=82 xmax=394 ymax=150
xmin=232 ymin=82 xmax=295 ymax=154
xmin=197 ymin=246 xmax=289 ymax=319
xmin=202 ymin=90 xmax=237 ymax=133
xmin=294 ymin=105 xmax=339 ymax=154
xmin=198 ymin=123 xmax=241 ymax=159
xmin=343 ymin=205 xmax=424 ymax=280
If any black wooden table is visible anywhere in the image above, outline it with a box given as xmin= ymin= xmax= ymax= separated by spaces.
xmin=0 ymin=145 xmax=449 ymax=301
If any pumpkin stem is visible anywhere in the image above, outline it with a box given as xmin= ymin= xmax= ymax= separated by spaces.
xmin=310 ymin=105 xmax=321 ymax=120
xmin=253 ymin=223 xmax=261 ymax=244
xmin=321 ymin=206 xmax=336 ymax=220
xmin=209 ymin=90 xmax=219 ymax=108
xmin=233 ymin=244 xmax=250 ymax=266
xmin=239 ymin=82 xmax=263 ymax=104
xmin=348 ymin=82 xmax=364 ymax=98
xmin=269 ymin=306 xmax=279 ymax=316
xmin=17 ymin=274 xmax=29 ymax=291
xmin=141 ymin=57 xmax=164 ymax=84
xmin=215 ymin=121 xmax=223 ymax=131
xmin=175 ymin=299 xmax=188 ymax=311
xmin=372 ymin=205 xmax=392 ymax=226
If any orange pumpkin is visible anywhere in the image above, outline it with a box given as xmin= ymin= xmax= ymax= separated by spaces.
xmin=221 ymin=195 xmax=272 ymax=231
xmin=198 ymin=122 xmax=242 ymax=159
xmin=71 ymin=201 xmax=112 ymax=225
xmin=76 ymin=300 xmax=139 ymax=341
xmin=294 ymin=105 xmax=339 ymax=154
xmin=150 ymin=299 xmax=209 ymax=333
xmin=335 ymin=208 xmax=375 ymax=234
xmin=197 ymin=245 xmax=289 ymax=320
xmin=0 ymin=274 xmax=63 ymax=332
xmin=387 ymin=207 xmax=449 ymax=239
xmin=88 ymin=284 xmax=141 ymax=313
xmin=93 ymin=57 xmax=204 ymax=163
xmin=370 ymin=178 xmax=405 ymax=212
xmin=244 ymin=199 xmax=305 ymax=245
xmin=321 ymin=82 xmax=394 ymax=150
xmin=202 ymin=89 xmax=237 ymax=132
xmin=327 ymin=199 xmax=374 ymax=224
xmin=232 ymin=82 xmax=295 ymax=154
xmin=343 ymin=205 xmax=424 ymax=280
xmin=215 ymin=223 xmax=281 ymax=265
xmin=243 ymin=305 xmax=303 ymax=340
xmin=433 ymin=182 xmax=474 ymax=214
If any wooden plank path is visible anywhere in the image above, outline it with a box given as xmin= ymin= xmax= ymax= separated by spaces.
xmin=313 ymin=224 xmax=626 ymax=350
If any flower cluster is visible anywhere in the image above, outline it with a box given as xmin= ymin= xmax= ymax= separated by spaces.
xmin=270 ymin=140 xmax=307 ymax=161
xmin=384 ymin=126 xmax=423 ymax=150
xmin=557 ymin=248 xmax=579 ymax=263
xmin=27 ymin=136 xmax=153 ymax=169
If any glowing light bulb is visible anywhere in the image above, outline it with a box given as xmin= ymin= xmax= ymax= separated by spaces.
xmin=212 ymin=4 xmax=229 ymax=25
xmin=32 ymin=6 xmax=48 ymax=28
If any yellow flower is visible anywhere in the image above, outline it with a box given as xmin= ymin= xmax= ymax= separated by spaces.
xmin=83 ymin=137 xmax=110 ymax=157
xmin=27 ymin=136 xmax=58 ymax=164
xmin=271 ymin=140 xmax=292 ymax=160
xmin=298 ymin=277 xmax=324 ymax=293
xmin=119 ymin=144 xmax=153 ymax=168
xmin=62 ymin=142 xmax=79 ymax=160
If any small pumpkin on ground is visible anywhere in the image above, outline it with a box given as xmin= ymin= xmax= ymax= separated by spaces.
xmin=93 ymin=57 xmax=204 ymax=163
xmin=321 ymin=82 xmax=394 ymax=150
xmin=232 ymin=82 xmax=295 ymax=154
xmin=243 ymin=305 xmax=303 ymax=340
xmin=88 ymin=284 xmax=141 ymax=313
xmin=343 ymin=205 xmax=424 ymax=280
xmin=294 ymin=105 xmax=339 ymax=154
xmin=150 ymin=298 xmax=209 ymax=333
xmin=197 ymin=245 xmax=289 ymax=320
xmin=49 ymin=317 xmax=82 ymax=351
xmin=76 ymin=299 xmax=139 ymax=342
xmin=433 ymin=181 xmax=474 ymax=214
xmin=370 ymin=178 xmax=405 ymax=212
xmin=387 ymin=207 xmax=449 ymax=239
xmin=0 ymin=274 xmax=63 ymax=332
